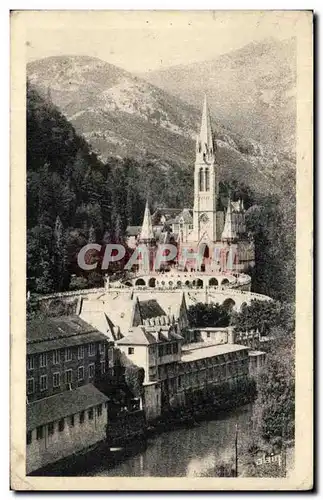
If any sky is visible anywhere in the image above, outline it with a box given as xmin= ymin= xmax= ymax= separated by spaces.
xmin=24 ymin=10 xmax=300 ymax=73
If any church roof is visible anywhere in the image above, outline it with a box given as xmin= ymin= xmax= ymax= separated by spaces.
xmin=126 ymin=225 xmax=141 ymax=237
xmin=151 ymin=208 xmax=182 ymax=225
xmin=173 ymin=208 xmax=193 ymax=224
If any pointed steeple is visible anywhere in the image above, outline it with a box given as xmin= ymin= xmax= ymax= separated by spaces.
xmin=200 ymin=94 xmax=213 ymax=149
xmin=196 ymin=94 xmax=214 ymax=162
xmin=139 ymin=200 xmax=155 ymax=243
xmin=222 ymin=196 xmax=237 ymax=242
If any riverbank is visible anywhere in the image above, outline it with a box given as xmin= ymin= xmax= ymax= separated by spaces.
xmin=28 ymin=379 xmax=258 ymax=476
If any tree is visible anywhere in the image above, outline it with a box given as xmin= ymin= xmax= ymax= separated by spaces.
xmin=231 ymin=299 xmax=295 ymax=337
xmin=255 ymin=350 xmax=295 ymax=441
xmin=188 ymin=302 xmax=231 ymax=328
xmin=53 ymin=216 xmax=68 ymax=291
xmin=69 ymin=275 xmax=88 ymax=290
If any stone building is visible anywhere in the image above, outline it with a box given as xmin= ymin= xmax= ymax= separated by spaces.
xmin=26 ymin=384 xmax=108 ymax=474
xmin=26 ymin=315 xmax=111 ymax=402
xmin=26 ymin=316 xmax=111 ymax=474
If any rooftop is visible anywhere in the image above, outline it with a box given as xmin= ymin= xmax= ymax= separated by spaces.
xmin=27 ymin=331 xmax=107 ymax=355
xmin=181 ymin=342 xmax=249 ymax=363
xmin=27 ymin=315 xmax=97 ymax=344
xmin=249 ymin=350 xmax=266 ymax=356
xmin=27 ymin=384 xmax=108 ymax=431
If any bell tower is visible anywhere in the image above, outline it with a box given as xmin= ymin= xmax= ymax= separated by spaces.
xmin=193 ymin=95 xmax=219 ymax=243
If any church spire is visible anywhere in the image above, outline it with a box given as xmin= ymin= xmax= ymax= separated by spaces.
xmin=139 ymin=200 xmax=155 ymax=243
xmin=200 ymin=94 xmax=213 ymax=149
xmin=222 ymin=196 xmax=237 ymax=242
xmin=196 ymin=94 xmax=214 ymax=162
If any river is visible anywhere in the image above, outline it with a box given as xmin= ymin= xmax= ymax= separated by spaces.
xmin=90 ymin=404 xmax=257 ymax=477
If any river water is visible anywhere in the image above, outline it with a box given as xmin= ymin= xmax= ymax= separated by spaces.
xmin=91 ymin=404 xmax=256 ymax=477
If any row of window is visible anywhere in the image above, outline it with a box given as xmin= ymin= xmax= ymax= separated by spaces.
xmin=177 ymin=363 xmax=248 ymax=388
xmin=128 ymin=343 xmax=179 ymax=357
xmin=27 ymin=362 xmax=106 ymax=394
xmin=158 ymin=343 xmax=178 ymax=357
xmin=26 ymin=404 xmax=103 ymax=445
xmin=27 ymin=343 xmax=105 ymax=370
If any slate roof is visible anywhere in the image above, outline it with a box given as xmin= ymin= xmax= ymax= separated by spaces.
xmin=27 ymin=331 xmax=107 ymax=355
xmin=27 ymin=384 xmax=108 ymax=431
xmin=116 ymin=325 xmax=183 ymax=346
xmin=27 ymin=316 xmax=97 ymax=344
xmin=126 ymin=225 xmax=141 ymax=237
xmin=139 ymin=300 xmax=166 ymax=320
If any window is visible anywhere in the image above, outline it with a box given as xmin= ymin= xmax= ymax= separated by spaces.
xmin=99 ymin=343 xmax=105 ymax=355
xmin=79 ymin=411 xmax=85 ymax=424
xmin=40 ymin=375 xmax=47 ymax=391
xmin=65 ymin=369 xmax=72 ymax=385
xmin=36 ymin=426 xmax=43 ymax=440
xmin=77 ymin=346 xmax=84 ymax=360
xmin=172 ymin=343 xmax=178 ymax=354
xmin=166 ymin=344 xmax=172 ymax=355
xmin=207 ymin=332 xmax=211 ymax=338
xmin=205 ymin=169 xmax=210 ymax=191
xmin=52 ymin=349 xmax=60 ymax=365
xmin=97 ymin=404 xmax=102 ymax=417
xmin=27 ymin=378 xmax=34 ymax=395
xmin=199 ymin=168 xmax=204 ymax=191
xmin=78 ymin=366 xmax=84 ymax=381
xmin=39 ymin=353 xmax=47 ymax=368
xmin=48 ymin=422 xmax=54 ymax=436
xmin=88 ymin=343 xmax=95 ymax=356
xmin=53 ymin=372 xmax=60 ymax=388
xmin=89 ymin=364 xmax=95 ymax=379
xmin=27 ymin=356 xmax=34 ymax=371
xmin=88 ymin=408 xmax=93 ymax=420
xmin=58 ymin=419 xmax=65 ymax=432
xmin=100 ymin=361 xmax=106 ymax=375
xmin=70 ymin=415 xmax=75 ymax=427
xmin=128 ymin=347 xmax=134 ymax=355
xmin=158 ymin=345 xmax=164 ymax=357
xmin=27 ymin=431 xmax=32 ymax=445
xmin=65 ymin=348 xmax=72 ymax=362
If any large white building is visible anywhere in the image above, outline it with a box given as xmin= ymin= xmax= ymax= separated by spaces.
xmin=126 ymin=95 xmax=255 ymax=274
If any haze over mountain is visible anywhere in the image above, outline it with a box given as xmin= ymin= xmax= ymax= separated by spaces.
xmin=27 ymin=52 xmax=295 ymax=196
xmin=140 ymin=37 xmax=296 ymax=153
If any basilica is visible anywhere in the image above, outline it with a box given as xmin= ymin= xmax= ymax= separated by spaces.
xmin=126 ymin=96 xmax=255 ymax=274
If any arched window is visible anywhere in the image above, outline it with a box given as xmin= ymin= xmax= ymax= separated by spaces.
xmin=196 ymin=279 xmax=203 ymax=288
xmin=205 ymin=169 xmax=210 ymax=191
xmin=148 ymin=277 xmax=156 ymax=288
xmin=199 ymin=168 xmax=204 ymax=191
xmin=222 ymin=298 xmax=236 ymax=311
xmin=209 ymin=277 xmax=218 ymax=287
xmin=135 ymin=278 xmax=145 ymax=286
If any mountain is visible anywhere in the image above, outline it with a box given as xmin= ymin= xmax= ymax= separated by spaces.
xmin=27 ymin=54 xmax=295 ymax=196
xmin=140 ymin=37 xmax=296 ymax=153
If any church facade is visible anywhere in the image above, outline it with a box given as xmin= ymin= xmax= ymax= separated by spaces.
xmin=126 ymin=96 xmax=255 ymax=274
